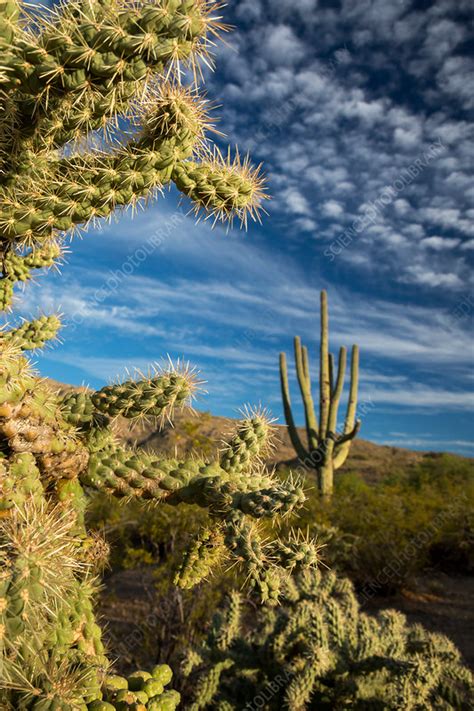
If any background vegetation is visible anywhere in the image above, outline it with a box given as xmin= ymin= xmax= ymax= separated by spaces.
xmin=87 ymin=446 xmax=474 ymax=678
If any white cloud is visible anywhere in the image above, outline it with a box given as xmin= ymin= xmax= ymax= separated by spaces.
xmin=421 ymin=236 xmax=461 ymax=250
xmin=377 ymin=436 xmax=474 ymax=451
xmin=393 ymin=199 xmax=411 ymax=215
xmin=280 ymin=187 xmax=311 ymax=215
xmin=235 ymin=0 xmax=263 ymax=21
xmin=394 ymin=125 xmax=422 ymax=149
xmin=360 ymin=384 xmax=474 ymax=410
xmin=402 ymin=265 xmax=463 ymax=289
xmin=322 ymin=200 xmax=344 ymax=217
xmin=262 ymin=25 xmax=305 ymax=67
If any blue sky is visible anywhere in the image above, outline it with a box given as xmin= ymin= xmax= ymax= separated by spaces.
xmin=16 ymin=0 xmax=474 ymax=455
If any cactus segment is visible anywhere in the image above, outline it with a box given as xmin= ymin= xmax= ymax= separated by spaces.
xmin=1 ymin=314 xmax=62 ymax=351
xmin=90 ymin=366 xmax=197 ymax=421
xmin=219 ymin=408 xmax=274 ymax=474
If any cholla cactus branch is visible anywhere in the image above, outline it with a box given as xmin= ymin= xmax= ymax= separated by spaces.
xmin=0 ymin=344 xmax=316 ymax=703
xmin=173 ymin=525 xmax=227 ymax=589
xmin=90 ymin=365 xmax=198 ymax=420
xmin=0 ymin=1 xmax=267 ymax=261
xmin=219 ymin=407 xmax=274 ymax=474
xmin=1 ymin=313 xmax=62 ymax=350
xmin=279 ymin=290 xmax=360 ymax=499
xmin=0 ymin=243 xmax=62 ymax=310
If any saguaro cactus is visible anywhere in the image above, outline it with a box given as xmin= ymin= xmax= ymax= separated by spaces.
xmin=279 ymin=290 xmax=360 ymax=499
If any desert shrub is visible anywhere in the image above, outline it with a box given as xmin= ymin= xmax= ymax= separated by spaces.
xmin=181 ymin=417 xmax=215 ymax=458
xmin=87 ymin=494 xmax=211 ymax=571
xmin=280 ymin=453 xmax=474 ymax=592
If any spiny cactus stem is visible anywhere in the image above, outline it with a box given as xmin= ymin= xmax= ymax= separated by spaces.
xmin=319 ymin=290 xmax=330 ymax=440
xmin=279 ymin=352 xmax=308 ymax=462
xmin=294 ymin=336 xmax=318 ymax=450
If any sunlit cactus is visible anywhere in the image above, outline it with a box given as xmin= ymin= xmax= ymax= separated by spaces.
xmin=0 ymin=344 xmax=318 ymax=707
xmin=280 ymin=290 xmax=360 ymax=499
xmin=0 ymin=0 xmax=267 ymax=307
xmin=183 ymin=569 xmax=474 ymax=710
xmin=0 ymin=3 xmax=322 ymax=705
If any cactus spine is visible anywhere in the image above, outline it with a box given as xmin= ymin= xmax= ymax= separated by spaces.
xmin=279 ymin=290 xmax=360 ymax=498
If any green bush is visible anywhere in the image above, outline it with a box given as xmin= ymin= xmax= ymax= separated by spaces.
xmin=285 ymin=453 xmax=474 ymax=592
xmin=87 ymin=495 xmax=239 ymax=669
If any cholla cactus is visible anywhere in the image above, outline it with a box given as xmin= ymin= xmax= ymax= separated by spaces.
xmin=183 ymin=570 xmax=474 ymax=710
xmin=0 ymin=347 xmax=318 ymax=707
xmin=279 ymin=290 xmax=360 ymax=499
xmin=0 ymin=0 xmax=267 ymax=310
xmin=0 ymin=0 xmax=321 ymax=707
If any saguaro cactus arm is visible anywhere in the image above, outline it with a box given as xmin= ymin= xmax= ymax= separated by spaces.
xmin=328 ymin=350 xmax=335 ymax=393
xmin=279 ymin=351 xmax=309 ymax=462
xmin=333 ymin=344 xmax=360 ymax=469
xmin=294 ymin=336 xmax=319 ymax=451
xmin=327 ymin=346 xmax=346 ymax=436
xmin=318 ymin=290 xmax=330 ymax=439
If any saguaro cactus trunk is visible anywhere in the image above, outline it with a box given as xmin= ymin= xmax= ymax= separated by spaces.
xmin=279 ymin=290 xmax=360 ymax=499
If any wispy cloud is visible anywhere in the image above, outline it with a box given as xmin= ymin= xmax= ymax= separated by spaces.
xmin=204 ymin=0 xmax=473 ymax=293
